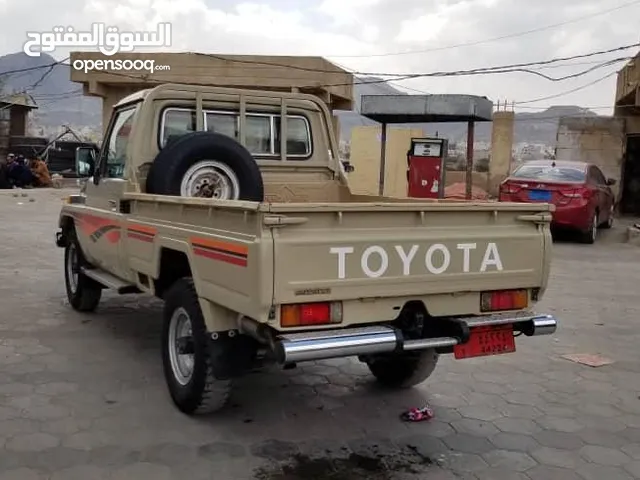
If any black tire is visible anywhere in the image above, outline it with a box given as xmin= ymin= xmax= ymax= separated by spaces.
xmin=146 ymin=132 xmax=264 ymax=201
xmin=601 ymin=205 xmax=615 ymax=229
xmin=64 ymin=228 xmax=102 ymax=312
xmin=366 ymin=349 xmax=439 ymax=389
xmin=161 ymin=278 xmax=232 ymax=415
xmin=580 ymin=211 xmax=598 ymax=244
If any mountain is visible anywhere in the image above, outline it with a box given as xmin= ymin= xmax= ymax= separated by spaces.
xmin=0 ymin=52 xmax=601 ymax=145
xmin=0 ymin=52 xmax=101 ymax=127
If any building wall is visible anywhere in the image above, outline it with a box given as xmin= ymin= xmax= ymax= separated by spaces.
xmin=555 ymin=116 xmax=625 ymax=200
xmin=9 ymin=108 xmax=27 ymax=137
xmin=615 ymin=56 xmax=639 ymax=106
xmin=347 ymin=126 xmax=425 ymax=197
xmin=488 ymin=111 xmax=514 ymax=196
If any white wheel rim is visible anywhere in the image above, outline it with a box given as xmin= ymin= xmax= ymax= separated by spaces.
xmin=180 ymin=160 xmax=240 ymax=200
xmin=168 ymin=307 xmax=195 ymax=386
xmin=66 ymin=244 xmax=79 ymax=293
xmin=592 ymin=215 xmax=598 ymax=241
xmin=609 ymin=205 xmax=614 ymax=226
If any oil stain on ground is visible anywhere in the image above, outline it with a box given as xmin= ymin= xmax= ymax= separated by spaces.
xmin=254 ymin=443 xmax=434 ymax=480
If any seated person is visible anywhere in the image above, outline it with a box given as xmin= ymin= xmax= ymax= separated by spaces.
xmin=7 ymin=154 xmax=34 ymax=188
xmin=30 ymin=157 xmax=52 ymax=187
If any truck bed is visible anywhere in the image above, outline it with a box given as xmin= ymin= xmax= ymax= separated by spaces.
xmin=119 ymin=193 xmax=552 ymax=327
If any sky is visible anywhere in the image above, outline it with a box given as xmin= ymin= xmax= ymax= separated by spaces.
xmin=0 ymin=0 xmax=639 ymax=114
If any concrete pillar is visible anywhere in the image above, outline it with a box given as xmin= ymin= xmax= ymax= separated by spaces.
xmin=489 ymin=111 xmax=515 ymax=196
xmin=332 ymin=114 xmax=341 ymax=145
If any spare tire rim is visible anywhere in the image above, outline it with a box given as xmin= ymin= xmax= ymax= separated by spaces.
xmin=168 ymin=307 xmax=194 ymax=386
xmin=180 ymin=160 xmax=241 ymax=200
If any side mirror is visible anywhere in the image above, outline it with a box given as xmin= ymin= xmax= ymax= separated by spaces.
xmin=75 ymin=147 xmax=95 ymax=178
xmin=606 ymin=178 xmax=616 ymax=186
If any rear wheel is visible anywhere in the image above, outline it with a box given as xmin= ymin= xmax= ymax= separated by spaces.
xmin=64 ymin=228 xmax=102 ymax=312
xmin=366 ymin=350 xmax=439 ymax=388
xmin=161 ymin=278 xmax=232 ymax=415
xmin=580 ymin=212 xmax=598 ymax=244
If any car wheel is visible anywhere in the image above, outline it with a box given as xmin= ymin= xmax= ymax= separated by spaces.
xmin=161 ymin=278 xmax=232 ymax=415
xmin=64 ymin=228 xmax=102 ymax=312
xmin=580 ymin=212 xmax=598 ymax=244
xmin=365 ymin=349 xmax=439 ymax=388
xmin=601 ymin=204 xmax=614 ymax=229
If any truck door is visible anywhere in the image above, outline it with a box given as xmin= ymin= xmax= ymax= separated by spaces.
xmin=80 ymin=105 xmax=138 ymax=279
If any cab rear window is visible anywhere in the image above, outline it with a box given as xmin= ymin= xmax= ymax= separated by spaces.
xmin=511 ymin=165 xmax=585 ymax=182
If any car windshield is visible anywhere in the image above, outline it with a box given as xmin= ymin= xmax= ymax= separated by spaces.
xmin=511 ymin=165 xmax=585 ymax=182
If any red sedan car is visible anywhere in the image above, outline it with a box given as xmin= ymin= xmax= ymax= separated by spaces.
xmin=499 ymin=160 xmax=616 ymax=244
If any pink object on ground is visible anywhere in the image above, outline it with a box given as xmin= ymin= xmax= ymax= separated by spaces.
xmin=561 ymin=353 xmax=614 ymax=368
xmin=400 ymin=405 xmax=434 ymax=422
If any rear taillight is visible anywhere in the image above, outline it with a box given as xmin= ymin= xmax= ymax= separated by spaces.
xmin=500 ymin=183 xmax=521 ymax=194
xmin=560 ymin=187 xmax=591 ymax=199
xmin=281 ymin=302 xmax=343 ymax=327
xmin=481 ymin=290 xmax=528 ymax=312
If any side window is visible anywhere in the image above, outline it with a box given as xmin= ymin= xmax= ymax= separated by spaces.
xmin=205 ymin=112 xmax=270 ymax=155
xmin=162 ymin=109 xmax=196 ymax=146
xmin=594 ymin=167 xmax=607 ymax=185
xmin=245 ymin=116 xmax=271 ymax=155
xmin=206 ymin=112 xmax=237 ymax=139
xmin=102 ymin=107 xmax=136 ymax=178
xmin=274 ymin=116 xmax=311 ymax=157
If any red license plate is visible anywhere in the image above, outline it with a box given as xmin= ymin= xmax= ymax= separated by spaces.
xmin=454 ymin=324 xmax=516 ymax=360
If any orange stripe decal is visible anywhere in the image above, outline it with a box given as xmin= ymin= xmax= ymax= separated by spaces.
xmin=190 ymin=237 xmax=248 ymax=256
xmin=72 ymin=213 xmax=121 ymax=244
xmin=190 ymin=237 xmax=248 ymax=267
xmin=128 ymin=224 xmax=157 ymax=236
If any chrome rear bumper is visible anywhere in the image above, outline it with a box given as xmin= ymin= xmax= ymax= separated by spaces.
xmin=274 ymin=313 xmax=557 ymax=364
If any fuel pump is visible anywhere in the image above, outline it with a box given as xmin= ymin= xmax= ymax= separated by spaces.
xmin=407 ymin=137 xmax=447 ymax=199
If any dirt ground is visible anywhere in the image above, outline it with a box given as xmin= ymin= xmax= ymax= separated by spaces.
xmin=1 ymin=188 xmax=639 ymax=480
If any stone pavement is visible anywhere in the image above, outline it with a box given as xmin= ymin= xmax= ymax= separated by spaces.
xmin=1 ymin=188 xmax=640 ymax=479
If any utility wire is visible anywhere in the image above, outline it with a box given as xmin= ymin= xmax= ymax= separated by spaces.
xmin=515 ymin=70 xmax=619 ymax=105
xmin=328 ymin=0 xmax=640 ymax=58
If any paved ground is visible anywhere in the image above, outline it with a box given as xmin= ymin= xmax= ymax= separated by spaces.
xmin=1 ymin=188 xmax=640 ymax=479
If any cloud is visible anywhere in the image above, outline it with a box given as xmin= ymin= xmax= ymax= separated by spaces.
xmin=0 ymin=0 xmax=638 ymax=112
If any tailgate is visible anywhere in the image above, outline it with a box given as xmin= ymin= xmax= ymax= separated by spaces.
xmin=268 ymin=203 xmax=551 ymax=304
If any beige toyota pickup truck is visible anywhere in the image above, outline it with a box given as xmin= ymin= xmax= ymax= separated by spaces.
xmin=55 ymin=83 xmax=557 ymax=415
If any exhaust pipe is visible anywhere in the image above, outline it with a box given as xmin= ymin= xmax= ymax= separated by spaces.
xmin=521 ymin=314 xmax=557 ymax=336
xmin=274 ymin=326 xmax=400 ymax=363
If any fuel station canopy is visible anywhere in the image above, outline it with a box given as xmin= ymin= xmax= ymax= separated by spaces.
xmin=359 ymin=93 xmax=494 ymax=198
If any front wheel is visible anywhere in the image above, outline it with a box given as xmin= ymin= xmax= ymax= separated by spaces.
xmin=601 ymin=204 xmax=615 ymax=229
xmin=366 ymin=349 xmax=439 ymax=388
xmin=161 ymin=278 xmax=232 ymax=415
xmin=64 ymin=229 xmax=102 ymax=312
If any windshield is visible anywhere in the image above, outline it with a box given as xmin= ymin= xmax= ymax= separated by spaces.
xmin=511 ymin=164 xmax=585 ymax=182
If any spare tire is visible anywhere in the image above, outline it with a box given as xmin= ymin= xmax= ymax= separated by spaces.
xmin=146 ymin=132 xmax=264 ymax=201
